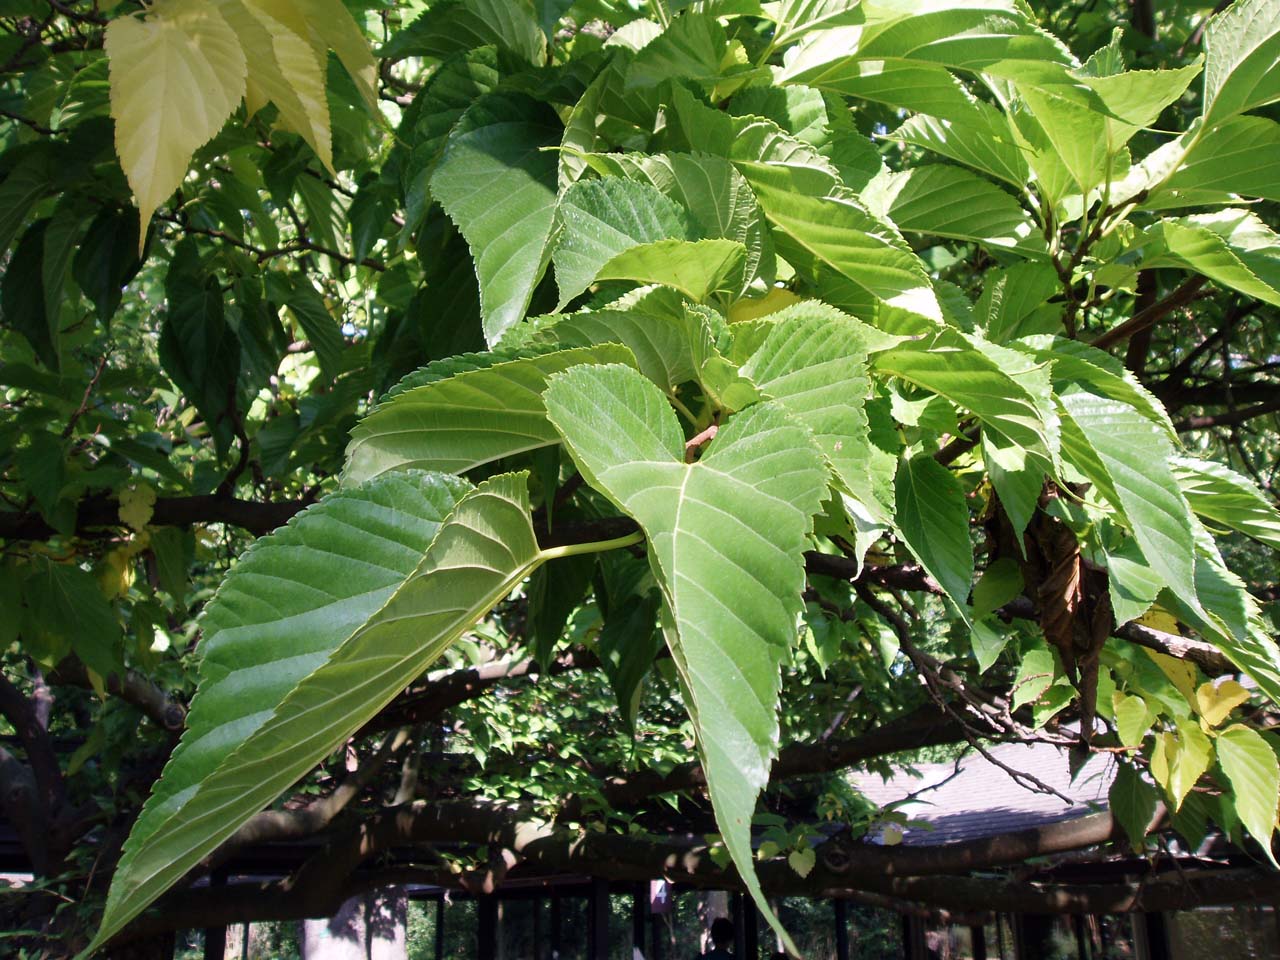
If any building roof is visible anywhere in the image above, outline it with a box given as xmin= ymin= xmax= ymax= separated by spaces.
xmin=849 ymin=740 xmax=1115 ymax=846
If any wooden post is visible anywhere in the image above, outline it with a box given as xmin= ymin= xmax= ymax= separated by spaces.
xmin=478 ymin=895 xmax=498 ymax=960
xmin=743 ymin=896 xmax=758 ymax=960
xmin=203 ymin=871 xmax=227 ymax=960
xmin=732 ymin=892 xmax=747 ymax=957
xmin=970 ymin=924 xmax=987 ymax=960
xmin=434 ymin=897 xmax=445 ymax=960
xmin=550 ymin=892 xmax=562 ymax=960
xmin=1074 ymin=915 xmax=1088 ymax=960
xmin=833 ymin=900 xmax=849 ymax=960
xmin=588 ymin=878 xmax=610 ymax=960
xmin=633 ymin=883 xmax=648 ymax=958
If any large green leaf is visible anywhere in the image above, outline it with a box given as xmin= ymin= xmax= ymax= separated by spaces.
xmin=343 ymin=344 xmax=634 ymax=485
xmin=874 ymin=333 xmax=1056 ymax=469
xmin=1216 ymin=724 xmax=1280 ymax=859
xmin=1202 ymin=0 xmax=1280 ymax=128
xmin=625 ymin=13 xmax=728 ymax=92
xmin=1137 ymin=209 xmax=1280 ymax=307
xmin=737 ymin=305 xmax=881 ymax=513
xmin=1145 ymin=116 xmax=1280 ymax=209
xmin=542 ymin=363 xmax=827 ymax=954
xmin=552 ymin=177 xmax=691 ymax=308
xmin=581 ymin=152 xmax=773 ymax=295
xmin=379 ymin=0 xmax=545 ymax=65
xmin=893 ymin=452 xmax=973 ymax=609
xmin=860 ymin=165 xmax=1045 ymax=255
xmin=392 ymin=48 xmax=501 ymax=234
xmin=741 ymin=163 xmax=941 ymax=321
xmin=1056 ymin=388 xmax=1197 ymax=605
xmin=596 ymin=239 xmax=748 ymax=304
xmin=887 ymin=101 xmax=1029 ymax=188
xmin=431 ymin=94 xmax=562 ymax=345
xmin=766 ymin=0 xmax=862 ymax=50
xmin=90 ymin=470 xmax=474 ymax=950
xmin=1171 ymin=456 xmax=1280 ymax=551
xmin=157 ymin=239 xmax=241 ymax=456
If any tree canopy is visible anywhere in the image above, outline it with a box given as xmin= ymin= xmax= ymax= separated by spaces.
xmin=2 ymin=0 xmax=1280 ymax=954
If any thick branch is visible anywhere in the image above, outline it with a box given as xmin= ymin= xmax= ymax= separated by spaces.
xmin=48 ymin=659 xmax=186 ymax=732
xmin=1090 ymin=276 xmax=1208 ymax=350
xmin=1175 ymin=399 xmax=1280 ymax=431
xmin=362 ymin=646 xmax=599 ymax=735
xmin=0 ymin=672 xmax=64 ymax=813
xmin=0 ymin=493 xmax=310 ymax=541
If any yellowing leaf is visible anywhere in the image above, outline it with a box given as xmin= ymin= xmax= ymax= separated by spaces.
xmin=1144 ymin=649 xmax=1199 ymax=705
xmin=729 ymin=286 xmax=803 ymax=322
xmin=105 ymin=0 xmax=247 ymax=247
xmin=788 ymin=846 xmax=816 ymax=877
xmin=1136 ymin=604 xmax=1180 ymax=634
xmin=1195 ymin=679 xmax=1251 ymax=728
xmin=218 ymin=0 xmax=333 ymax=171
xmin=1150 ymin=719 xmax=1212 ymax=811
xmin=293 ymin=0 xmax=377 ymax=109
xmin=117 ymin=481 xmax=156 ymax=531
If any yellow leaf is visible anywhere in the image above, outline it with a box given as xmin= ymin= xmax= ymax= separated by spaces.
xmin=290 ymin=0 xmax=377 ymax=109
xmin=1195 ymin=679 xmax=1251 ymax=728
xmin=117 ymin=481 xmax=156 ymax=531
xmin=1150 ymin=719 xmax=1212 ymax=811
xmin=105 ymin=0 xmax=247 ymax=248
xmin=98 ymin=548 xmax=135 ymax=600
xmin=728 ymin=286 xmax=803 ymax=323
xmin=1143 ymin=648 xmax=1199 ymax=705
xmin=1136 ymin=604 xmax=1180 ymax=634
xmin=217 ymin=0 xmax=333 ymax=171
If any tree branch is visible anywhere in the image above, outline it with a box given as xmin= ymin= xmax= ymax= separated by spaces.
xmin=1090 ymin=276 xmax=1209 ymax=350
xmin=48 ymin=659 xmax=186 ymax=732
xmin=0 ymin=671 xmax=64 ymax=813
xmin=1175 ymin=399 xmax=1280 ymax=431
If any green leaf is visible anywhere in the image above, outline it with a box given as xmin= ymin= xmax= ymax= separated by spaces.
xmin=1202 ymin=0 xmax=1280 ymax=128
xmin=0 ymin=152 xmax=50 ymax=256
xmin=970 ymin=618 xmax=1011 ymax=673
xmin=1014 ymin=335 xmax=1176 ymax=442
xmin=1102 ymin=538 xmax=1164 ymax=626
xmin=875 ymin=333 xmax=1056 ymax=469
xmin=861 ymin=165 xmax=1044 ymax=255
xmin=596 ymin=239 xmax=748 ymax=304
xmin=1114 ymin=692 xmax=1154 ymax=748
xmin=581 ymin=152 xmax=772 ymax=296
xmin=91 ymin=472 xmax=550 ymax=952
xmin=553 ymin=177 xmax=691 ymax=308
xmin=981 ymin=429 xmax=1043 ymax=543
xmin=1109 ymin=762 xmax=1157 ymax=852
xmin=738 ymin=305 xmax=879 ymax=513
xmin=626 ymin=14 xmax=728 ymax=92
xmin=1216 ymin=723 xmax=1280 ymax=860
xmin=528 ymin=285 xmax=698 ymax=392
xmin=887 ymin=102 xmax=1029 ymax=188
xmin=1171 ymin=456 xmax=1280 ymax=551
xmin=343 ymin=344 xmax=635 ymax=485
xmin=393 ymin=48 xmax=501 ymax=234
xmin=1137 ymin=209 xmax=1280 ymax=308
xmin=41 ymin=196 xmax=88 ymax=337
xmin=972 ymin=557 xmax=1022 ymax=620
xmin=72 ymin=207 xmax=141 ymax=323
xmin=976 ymin=262 xmax=1060 ymax=344
xmin=766 ymin=0 xmax=862 ymax=49
xmin=21 ymin=555 xmax=123 ymax=677
xmin=1011 ymin=645 xmax=1055 ymax=710
xmin=741 ymin=163 xmax=941 ymax=321
xmin=280 ymin=276 xmax=344 ymax=378
xmin=432 ymin=94 xmax=562 ymax=345
xmin=157 ymin=240 xmax=242 ymax=456
xmin=1145 ymin=117 xmax=1280 ymax=208
xmin=543 ymin=363 xmax=826 ymax=956
xmin=380 ymin=0 xmax=545 ymax=65
xmin=1056 ymin=388 xmax=1197 ymax=605
xmin=3 ymin=221 xmax=57 ymax=369
xmin=596 ymin=591 xmax=664 ymax=732
xmin=893 ymin=453 xmax=973 ymax=609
